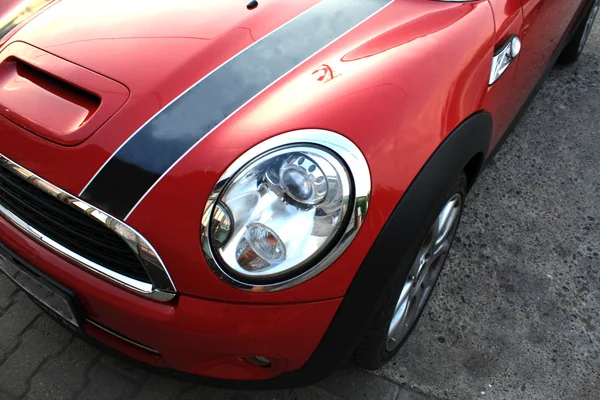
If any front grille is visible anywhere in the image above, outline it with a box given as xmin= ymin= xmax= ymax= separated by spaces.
xmin=0 ymin=166 xmax=151 ymax=283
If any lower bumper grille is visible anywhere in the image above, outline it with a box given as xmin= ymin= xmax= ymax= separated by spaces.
xmin=0 ymin=165 xmax=150 ymax=283
xmin=0 ymin=154 xmax=176 ymax=301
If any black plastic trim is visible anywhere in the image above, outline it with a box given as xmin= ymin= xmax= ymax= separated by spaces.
xmin=280 ymin=111 xmax=493 ymax=385
xmin=0 ymin=242 xmax=84 ymax=332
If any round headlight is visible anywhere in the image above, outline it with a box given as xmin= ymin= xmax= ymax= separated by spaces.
xmin=201 ymin=130 xmax=371 ymax=291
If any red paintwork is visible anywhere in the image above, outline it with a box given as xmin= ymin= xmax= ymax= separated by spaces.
xmin=510 ymin=0 xmax=584 ymax=128
xmin=0 ymin=0 xmax=586 ymax=380
xmin=0 ymin=42 xmax=129 ymax=146
xmin=0 ymin=217 xmax=341 ymax=379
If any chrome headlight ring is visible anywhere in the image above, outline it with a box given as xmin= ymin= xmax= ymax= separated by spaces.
xmin=200 ymin=130 xmax=371 ymax=292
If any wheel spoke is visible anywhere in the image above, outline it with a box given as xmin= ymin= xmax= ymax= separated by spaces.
xmin=394 ymin=281 xmax=413 ymax=315
xmin=432 ymin=237 xmax=451 ymax=260
xmin=581 ymin=0 xmax=600 ymax=53
xmin=429 ymin=215 xmax=441 ymax=243
xmin=409 ymin=246 xmax=427 ymax=278
xmin=386 ymin=192 xmax=463 ymax=352
xmin=420 ymin=260 xmax=440 ymax=289
xmin=434 ymin=196 xmax=461 ymax=246
xmin=408 ymin=284 xmax=425 ymax=322
xmin=388 ymin=296 xmax=410 ymax=344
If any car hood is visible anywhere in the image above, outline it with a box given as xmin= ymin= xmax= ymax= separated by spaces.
xmin=0 ymin=0 xmax=482 ymax=203
xmin=4 ymin=0 xmax=322 ymax=95
xmin=1 ymin=0 xmax=331 ymax=148
xmin=0 ymin=0 xmax=486 ymax=206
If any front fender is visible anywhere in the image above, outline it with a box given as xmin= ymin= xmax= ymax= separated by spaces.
xmin=124 ymin=0 xmax=497 ymax=304
xmin=278 ymin=110 xmax=493 ymax=386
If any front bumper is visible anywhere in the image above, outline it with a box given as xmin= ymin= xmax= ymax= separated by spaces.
xmin=0 ymin=216 xmax=342 ymax=385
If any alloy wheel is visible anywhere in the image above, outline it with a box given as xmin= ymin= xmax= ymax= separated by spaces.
xmin=580 ymin=0 xmax=600 ymax=54
xmin=386 ymin=194 xmax=463 ymax=352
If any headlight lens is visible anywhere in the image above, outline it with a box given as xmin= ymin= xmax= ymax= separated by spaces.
xmin=208 ymin=146 xmax=351 ymax=283
xmin=201 ymin=130 xmax=371 ymax=292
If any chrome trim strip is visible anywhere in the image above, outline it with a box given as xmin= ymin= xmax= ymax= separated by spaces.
xmin=200 ymin=129 xmax=371 ymax=292
xmin=0 ymin=154 xmax=176 ymax=302
xmin=86 ymin=319 xmax=160 ymax=354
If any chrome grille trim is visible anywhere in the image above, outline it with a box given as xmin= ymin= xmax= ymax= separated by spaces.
xmin=86 ymin=319 xmax=160 ymax=354
xmin=0 ymin=154 xmax=176 ymax=302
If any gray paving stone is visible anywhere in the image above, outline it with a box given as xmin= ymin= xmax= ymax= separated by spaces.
xmin=231 ymin=388 xmax=337 ymax=400
xmin=0 ymin=293 xmax=41 ymax=352
xmin=0 ymin=329 xmax=65 ymax=397
xmin=0 ymin=390 xmax=18 ymax=400
xmin=29 ymin=339 xmax=100 ymax=395
xmin=241 ymin=387 xmax=339 ymax=400
xmin=32 ymin=315 xmax=73 ymax=346
xmin=100 ymin=355 xmax=149 ymax=383
xmin=396 ymin=387 xmax=433 ymax=400
xmin=318 ymin=366 xmax=400 ymax=400
xmin=129 ymin=375 xmax=193 ymax=400
xmin=76 ymin=365 xmax=140 ymax=400
xmin=0 ymin=273 xmax=17 ymax=312
xmin=0 ymin=350 xmax=6 ymax=367
xmin=178 ymin=386 xmax=237 ymax=400
xmin=24 ymin=374 xmax=76 ymax=400
xmin=286 ymin=387 xmax=340 ymax=400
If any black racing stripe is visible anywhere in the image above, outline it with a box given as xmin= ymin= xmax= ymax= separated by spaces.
xmin=81 ymin=0 xmax=391 ymax=219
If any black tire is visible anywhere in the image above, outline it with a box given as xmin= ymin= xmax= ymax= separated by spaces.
xmin=558 ymin=0 xmax=599 ymax=64
xmin=353 ymin=172 xmax=467 ymax=370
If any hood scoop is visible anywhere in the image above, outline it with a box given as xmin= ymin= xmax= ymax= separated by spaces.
xmin=0 ymin=42 xmax=129 ymax=146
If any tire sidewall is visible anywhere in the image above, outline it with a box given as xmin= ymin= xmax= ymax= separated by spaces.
xmin=559 ymin=0 xmax=599 ymax=63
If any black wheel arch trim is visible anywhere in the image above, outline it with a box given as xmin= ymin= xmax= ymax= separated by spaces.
xmin=297 ymin=0 xmax=597 ymax=383
xmin=280 ymin=0 xmax=595 ymax=385
xmin=281 ymin=111 xmax=493 ymax=385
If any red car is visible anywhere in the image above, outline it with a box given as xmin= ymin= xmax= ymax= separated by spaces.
xmin=0 ymin=0 xmax=597 ymax=388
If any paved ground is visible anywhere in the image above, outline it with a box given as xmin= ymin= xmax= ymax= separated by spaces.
xmin=0 ymin=23 xmax=599 ymax=400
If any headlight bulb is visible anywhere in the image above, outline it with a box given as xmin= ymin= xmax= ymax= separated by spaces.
xmin=236 ymin=223 xmax=286 ymax=271
xmin=279 ymin=154 xmax=328 ymax=205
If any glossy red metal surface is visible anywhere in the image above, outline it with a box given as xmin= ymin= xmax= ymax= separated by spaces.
xmin=0 ymin=0 xmax=496 ymax=304
xmin=0 ymin=42 xmax=129 ymax=146
xmin=0 ymin=0 xmax=588 ymax=381
xmin=511 ymin=0 xmax=583 ymax=111
xmin=483 ymin=0 xmax=524 ymax=147
xmin=128 ymin=0 xmax=495 ymax=303
xmin=0 ymin=0 xmax=321 ymax=195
